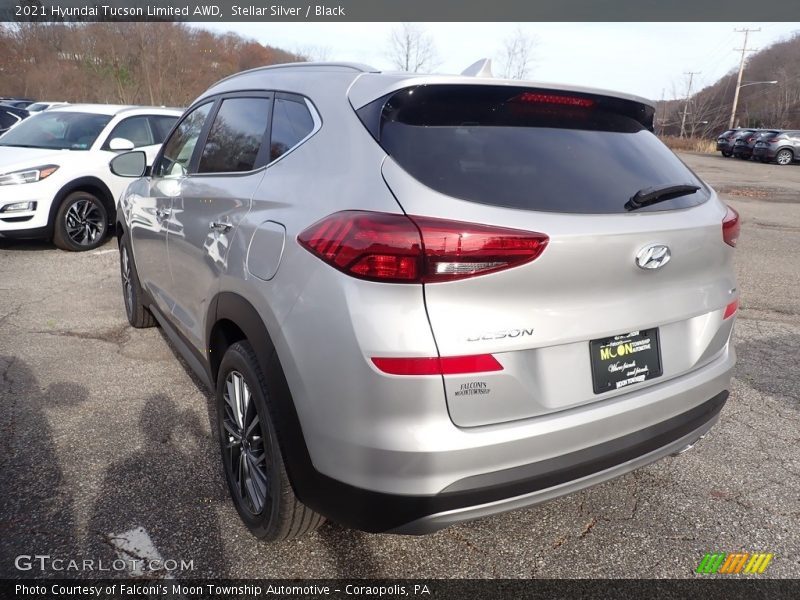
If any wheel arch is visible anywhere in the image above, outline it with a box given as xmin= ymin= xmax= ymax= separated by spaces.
xmin=207 ymin=292 xmax=273 ymax=385
xmin=206 ymin=291 xmax=325 ymax=516
xmin=49 ymin=177 xmax=116 ymax=235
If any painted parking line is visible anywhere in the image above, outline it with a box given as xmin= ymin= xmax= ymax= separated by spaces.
xmin=92 ymin=248 xmax=117 ymax=256
xmin=109 ymin=527 xmax=188 ymax=599
xmin=109 ymin=526 xmax=170 ymax=577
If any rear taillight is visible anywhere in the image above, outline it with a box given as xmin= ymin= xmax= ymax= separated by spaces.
xmin=297 ymin=211 xmax=549 ymax=284
xmin=722 ymin=205 xmax=740 ymax=247
xmin=372 ymin=354 xmax=503 ymax=376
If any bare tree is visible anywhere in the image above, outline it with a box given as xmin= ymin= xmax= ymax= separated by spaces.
xmin=0 ymin=22 xmax=305 ymax=106
xmin=498 ymin=27 xmax=536 ymax=79
xmin=295 ymin=44 xmax=332 ymax=62
xmin=387 ymin=23 xmax=438 ymax=73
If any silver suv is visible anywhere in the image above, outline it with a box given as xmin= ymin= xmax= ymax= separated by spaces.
xmin=111 ymin=62 xmax=739 ymax=541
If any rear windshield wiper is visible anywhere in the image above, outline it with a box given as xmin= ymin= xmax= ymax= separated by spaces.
xmin=625 ymin=183 xmax=700 ymax=211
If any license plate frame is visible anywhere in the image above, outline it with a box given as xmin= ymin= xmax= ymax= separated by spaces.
xmin=589 ymin=329 xmax=663 ymax=394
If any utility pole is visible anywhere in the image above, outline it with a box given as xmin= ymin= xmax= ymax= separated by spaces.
xmin=679 ymin=71 xmax=700 ymax=138
xmin=728 ymin=27 xmax=760 ymax=129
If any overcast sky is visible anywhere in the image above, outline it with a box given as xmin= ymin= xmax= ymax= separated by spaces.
xmin=195 ymin=21 xmax=800 ymax=100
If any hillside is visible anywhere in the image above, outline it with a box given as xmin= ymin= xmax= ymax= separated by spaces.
xmin=657 ymin=31 xmax=800 ymax=137
xmin=0 ymin=22 xmax=304 ymax=106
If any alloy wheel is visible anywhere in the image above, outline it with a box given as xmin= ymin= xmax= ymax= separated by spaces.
xmin=65 ymin=198 xmax=105 ymax=246
xmin=222 ymin=371 xmax=271 ymax=515
xmin=777 ymin=150 xmax=792 ymax=165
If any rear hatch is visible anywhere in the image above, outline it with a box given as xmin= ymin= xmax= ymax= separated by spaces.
xmin=354 ymin=82 xmax=737 ymax=427
xmin=754 ymin=130 xmax=782 ymax=151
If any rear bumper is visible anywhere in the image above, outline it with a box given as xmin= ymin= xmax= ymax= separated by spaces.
xmin=298 ymin=344 xmax=734 ymax=533
xmin=391 ymin=391 xmax=725 ymax=533
xmin=752 ymin=147 xmax=775 ymax=160
xmin=308 ymin=390 xmax=727 ymax=534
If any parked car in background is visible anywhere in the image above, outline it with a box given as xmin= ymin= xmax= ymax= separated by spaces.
xmin=753 ymin=130 xmax=800 ymax=165
xmin=0 ymin=104 xmax=181 ymax=250
xmin=1 ymin=99 xmax=35 ymax=109
xmin=732 ymin=129 xmax=781 ymax=160
xmin=111 ymin=62 xmax=738 ymax=541
xmin=0 ymin=105 xmax=29 ymax=136
xmin=716 ymin=128 xmax=755 ymax=157
xmin=26 ymin=101 xmax=69 ymax=114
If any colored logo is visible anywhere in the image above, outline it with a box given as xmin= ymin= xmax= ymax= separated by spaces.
xmin=696 ymin=552 xmax=774 ymax=574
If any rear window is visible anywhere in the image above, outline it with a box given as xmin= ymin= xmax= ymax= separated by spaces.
xmin=359 ymin=85 xmax=709 ymax=214
xmin=0 ymin=109 xmax=21 ymax=131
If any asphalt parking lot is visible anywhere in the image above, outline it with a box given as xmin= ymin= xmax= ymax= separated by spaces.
xmin=0 ymin=151 xmax=798 ymax=579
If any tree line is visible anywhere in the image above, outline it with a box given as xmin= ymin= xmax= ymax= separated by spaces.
xmin=0 ymin=22 xmax=304 ymax=106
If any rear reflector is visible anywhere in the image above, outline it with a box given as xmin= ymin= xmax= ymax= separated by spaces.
xmin=298 ymin=211 xmax=548 ymax=284
xmin=723 ymin=299 xmax=738 ymax=320
xmin=372 ymin=355 xmax=503 ymax=376
xmin=722 ymin=205 xmax=740 ymax=247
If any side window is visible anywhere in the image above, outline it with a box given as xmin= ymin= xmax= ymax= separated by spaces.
xmin=270 ymin=97 xmax=315 ymax=162
xmin=149 ymin=115 xmax=178 ymax=143
xmin=197 ymin=97 xmax=271 ymax=173
xmin=104 ymin=116 xmax=153 ymax=149
xmin=154 ymin=103 xmax=212 ymax=178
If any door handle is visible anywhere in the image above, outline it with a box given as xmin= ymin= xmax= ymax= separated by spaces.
xmin=155 ymin=208 xmax=171 ymax=220
xmin=209 ymin=221 xmax=233 ymax=233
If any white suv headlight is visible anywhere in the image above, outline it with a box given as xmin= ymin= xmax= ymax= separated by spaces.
xmin=0 ymin=165 xmax=59 ymax=186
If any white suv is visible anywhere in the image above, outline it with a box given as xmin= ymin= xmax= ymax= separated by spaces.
xmin=0 ymin=104 xmax=181 ymax=250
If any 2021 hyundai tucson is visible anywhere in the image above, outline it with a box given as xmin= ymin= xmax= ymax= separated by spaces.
xmin=112 ymin=62 xmax=739 ymax=540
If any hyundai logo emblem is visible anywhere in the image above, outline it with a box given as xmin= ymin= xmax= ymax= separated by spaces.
xmin=636 ymin=244 xmax=671 ymax=270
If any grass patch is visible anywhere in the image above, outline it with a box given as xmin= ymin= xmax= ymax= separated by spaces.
xmin=659 ymin=136 xmax=717 ymax=154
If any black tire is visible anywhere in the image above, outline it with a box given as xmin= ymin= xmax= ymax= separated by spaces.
xmin=119 ymin=234 xmax=157 ymax=328
xmin=52 ymin=191 xmax=108 ymax=251
xmin=216 ymin=341 xmax=324 ymax=541
xmin=722 ymin=151 xmax=732 ymax=157
xmin=776 ymin=149 xmax=794 ymax=166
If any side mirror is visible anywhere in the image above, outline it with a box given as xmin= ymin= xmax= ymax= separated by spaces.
xmin=110 ymin=151 xmax=147 ymax=178
xmin=109 ymin=137 xmax=135 ymax=151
